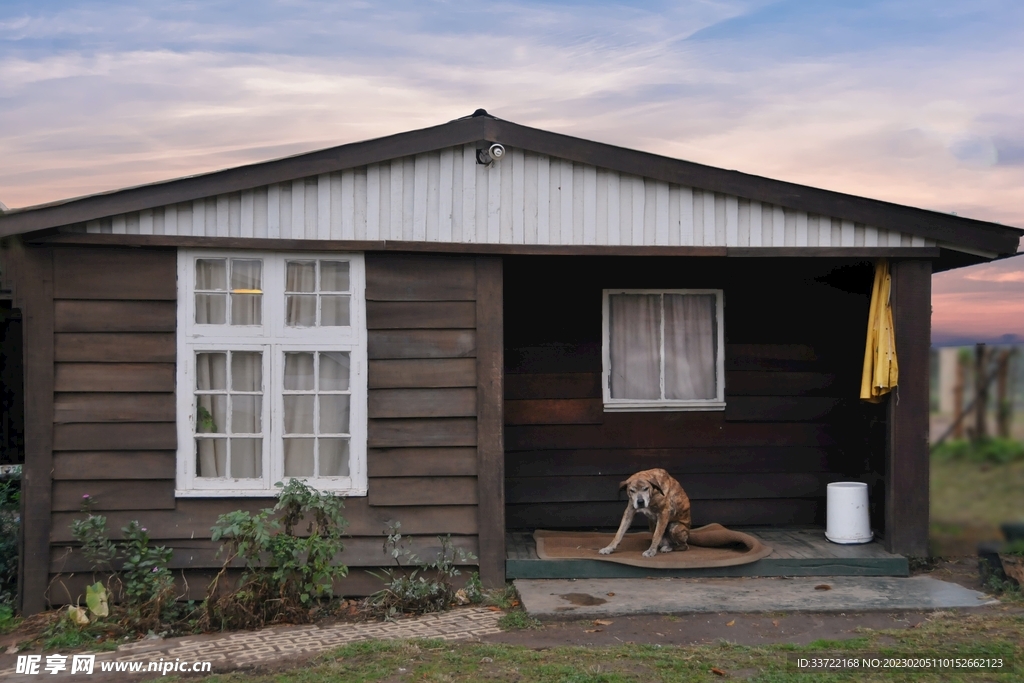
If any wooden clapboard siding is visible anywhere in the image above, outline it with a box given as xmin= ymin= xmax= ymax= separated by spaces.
xmin=369 ymin=358 xmax=477 ymax=388
xmin=368 ymin=447 xmax=477 ymax=477
xmin=51 ymin=535 xmax=480 ymax=573
xmin=50 ymin=498 xmax=479 ymax=543
xmin=367 ymin=301 xmax=475 ymax=329
xmin=53 ymin=451 xmax=176 ymax=480
xmin=54 ymin=363 xmax=175 ymax=392
xmin=54 ymin=393 xmax=175 ymax=423
xmin=40 ymin=248 xmax=493 ymax=604
xmin=503 ymin=256 xmax=882 ymax=531
xmin=53 ymin=480 xmax=175 ymax=511
xmin=54 ymin=300 xmax=176 ymax=332
xmin=53 ymin=247 xmax=176 ymax=300
xmin=368 ymin=388 xmax=476 ymax=418
xmin=368 ymin=330 xmax=476 ymax=359
xmin=54 ymin=333 xmax=175 ymax=363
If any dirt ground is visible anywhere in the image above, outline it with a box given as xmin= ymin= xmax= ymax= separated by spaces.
xmin=2 ymin=557 xmax=1015 ymax=681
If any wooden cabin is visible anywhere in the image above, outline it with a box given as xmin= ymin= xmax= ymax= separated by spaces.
xmin=1 ymin=111 xmax=1020 ymax=613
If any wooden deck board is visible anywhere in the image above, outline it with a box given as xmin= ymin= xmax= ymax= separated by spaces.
xmin=506 ymin=528 xmax=907 ymax=578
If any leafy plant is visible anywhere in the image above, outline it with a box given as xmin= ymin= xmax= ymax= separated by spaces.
xmin=67 ymin=498 xmax=178 ymax=632
xmin=365 ymin=521 xmax=477 ymax=618
xmin=119 ymin=522 xmax=175 ymax=627
xmin=204 ymin=479 xmax=349 ymax=630
xmin=196 ymin=405 xmax=218 ymax=433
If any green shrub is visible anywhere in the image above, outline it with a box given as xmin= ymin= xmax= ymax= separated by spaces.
xmin=366 ymin=521 xmax=477 ymax=618
xmin=204 ymin=479 xmax=349 ymax=630
xmin=68 ymin=500 xmax=177 ymax=631
xmin=932 ymin=438 xmax=1024 ymax=464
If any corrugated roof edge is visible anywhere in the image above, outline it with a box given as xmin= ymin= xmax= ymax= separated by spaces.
xmin=1 ymin=113 xmax=1021 ymax=256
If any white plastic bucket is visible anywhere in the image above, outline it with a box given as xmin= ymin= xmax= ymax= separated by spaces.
xmin=825 ymin=482 xmax=873 ymax=544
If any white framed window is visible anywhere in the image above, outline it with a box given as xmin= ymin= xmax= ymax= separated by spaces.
xmin=176 ymin=250 xmax=367 ymax=496
xmin=602 ymin=289 xmax=725 ymax=412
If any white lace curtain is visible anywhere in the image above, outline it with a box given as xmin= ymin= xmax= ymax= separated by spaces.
xmin=609 ymin=293 xmax=717 ymax=400
xmin=196 ymin=351 xmax=262 ymax=478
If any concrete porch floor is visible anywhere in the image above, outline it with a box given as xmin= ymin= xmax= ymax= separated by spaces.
xmin=507 ymin=527 xmax=909 ymax=579
xmin=515 ymin=576 xmax=998 ymax=618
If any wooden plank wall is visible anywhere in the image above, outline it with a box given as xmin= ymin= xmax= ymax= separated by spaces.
xmin=504 ymin=256 xmax=891 ymax=532
xmin=44 ymin=247 xmax=487 ymax=603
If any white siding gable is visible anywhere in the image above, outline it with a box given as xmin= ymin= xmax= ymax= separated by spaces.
xmin=78 ymin=145 xmax=933 ymax=248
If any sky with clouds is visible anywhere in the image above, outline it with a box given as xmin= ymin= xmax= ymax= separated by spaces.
xmin=2 ymin=0 xmax=1023 ymax=344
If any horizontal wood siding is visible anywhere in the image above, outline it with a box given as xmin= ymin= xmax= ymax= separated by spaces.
xmin=45 ymin=248 xmax=484 ymax=601
xmin=504 ymin=256 xmax=887 ymax=530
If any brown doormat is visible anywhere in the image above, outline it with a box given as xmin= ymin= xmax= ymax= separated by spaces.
xmin=533 ymin=524 xmax=773 ymax=569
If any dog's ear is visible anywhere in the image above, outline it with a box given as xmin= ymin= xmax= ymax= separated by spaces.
xmin=648 ymin=480 xmax=665 ymax=496
xmin=618 ymin=479 xmax=630 ymax=492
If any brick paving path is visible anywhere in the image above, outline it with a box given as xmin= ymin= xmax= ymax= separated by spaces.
xmin=0 ymin=607 xmax=502 ymax=678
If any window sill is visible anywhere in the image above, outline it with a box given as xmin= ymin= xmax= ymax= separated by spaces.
xmin=603 ymin=401 xmax=726 ymax=413
xmin=175 ymin=487 xmax=368 ymax=498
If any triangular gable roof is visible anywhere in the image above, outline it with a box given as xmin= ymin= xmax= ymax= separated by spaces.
xmin=1 ymin=111 xmax=1020 ymax=257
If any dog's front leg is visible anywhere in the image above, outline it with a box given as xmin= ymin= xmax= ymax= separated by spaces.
xmin=644 ymin=515 xmax=669 ymax=558
xmin=599 ymin=506 xmax=635 ymax=554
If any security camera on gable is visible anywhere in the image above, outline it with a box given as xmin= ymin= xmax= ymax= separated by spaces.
xmin=476 ymin=143 xmax=505 ymax=165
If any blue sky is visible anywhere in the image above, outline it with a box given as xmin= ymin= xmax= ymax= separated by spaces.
xmin=2 ymin=0 xmax=1023 ymax=341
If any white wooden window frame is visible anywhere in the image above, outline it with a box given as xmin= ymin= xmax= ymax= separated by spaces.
xmin=601 ymin=288 xmax=726 ymax=412
xmin=176 ymin=249 xmax=368 ymax=496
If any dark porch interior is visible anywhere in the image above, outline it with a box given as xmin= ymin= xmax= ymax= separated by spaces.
xmin=502 ymin=256 xmax=891 ymax=543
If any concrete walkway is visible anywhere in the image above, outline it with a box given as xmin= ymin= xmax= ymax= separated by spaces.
xmin=0 ymin=607 xmax=502 ymax=679
xmin=515 ymin=576 xmax=998 ymax=617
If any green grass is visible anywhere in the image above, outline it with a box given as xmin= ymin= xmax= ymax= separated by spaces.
xmin=930 ymin=456 xmax=1024 ymax=555
xmin=194 ymin=610 xmax=1024 ymax=682
xmin=497 ymin=610 xmax=541 ymax=631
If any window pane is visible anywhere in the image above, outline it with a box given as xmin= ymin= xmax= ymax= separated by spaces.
xmin=609 ymin=294 xmax=662 ymax=399
xmin=231 ymin=294 xmax=262 ymax=325
xmin=319 ymin=352 xmax=350 ymax=391
xmin=319 ymin=394 xmax=350 ymax=434
xmin=319 ymin=438 xmax=350 ymax=476
xmin=284 ymin=395 xmax=315 ymax=434
xmin=284 ymin=353 xmax=315 ymax=390
xmin=195 ymin=259 xmax=226 ymax=290
xmin=195 ymin=293 xmax=226 ymax=324
xmin=286 ymin=295 xmax=316 ymax=327
xmin=231 ymin=259 xmax=262 ymax=291
xmin=284 ymin=439 xmax=315 ymax=476
xmin=664 ymin=294 xmax=718 ymax=400
xmin=320 ymin=295 xmax=350 ymax=326
xmin=231 ymin=352 xmax=262 ymax=392
xmin=286 ymin=261 xmax=316 ymax=292
xmin=196 ymin=438 xmax=226 ymax=477
xmin=230 ymin=438 xmax=262 ymax=477
xmin=196 ymin=353 xmax=227 ymax=391
xmin=231 ymin=395 xmax=261 ymax=434
xmin=196 ymin=395 xmax=226 ymax=434
xmin=320 ymin=261 xmax=350 ymax=292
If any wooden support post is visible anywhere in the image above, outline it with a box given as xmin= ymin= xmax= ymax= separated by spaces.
xmin=18 ymin=244 xmax=54 ymax=614
xmin=974 ymin=344 xmax=988 ymax=442
xmin=885 ymin=259 xmax=931 ymax=557
xmin=475 ymin=256 xmax=505 ymax=587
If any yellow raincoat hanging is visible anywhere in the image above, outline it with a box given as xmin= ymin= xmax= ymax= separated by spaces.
xmin=860 ymin=260 xmax=898 ymax=402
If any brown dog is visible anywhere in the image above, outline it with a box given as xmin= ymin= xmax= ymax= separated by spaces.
xmin=599 ymin=468 xmax=691 ymax=558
